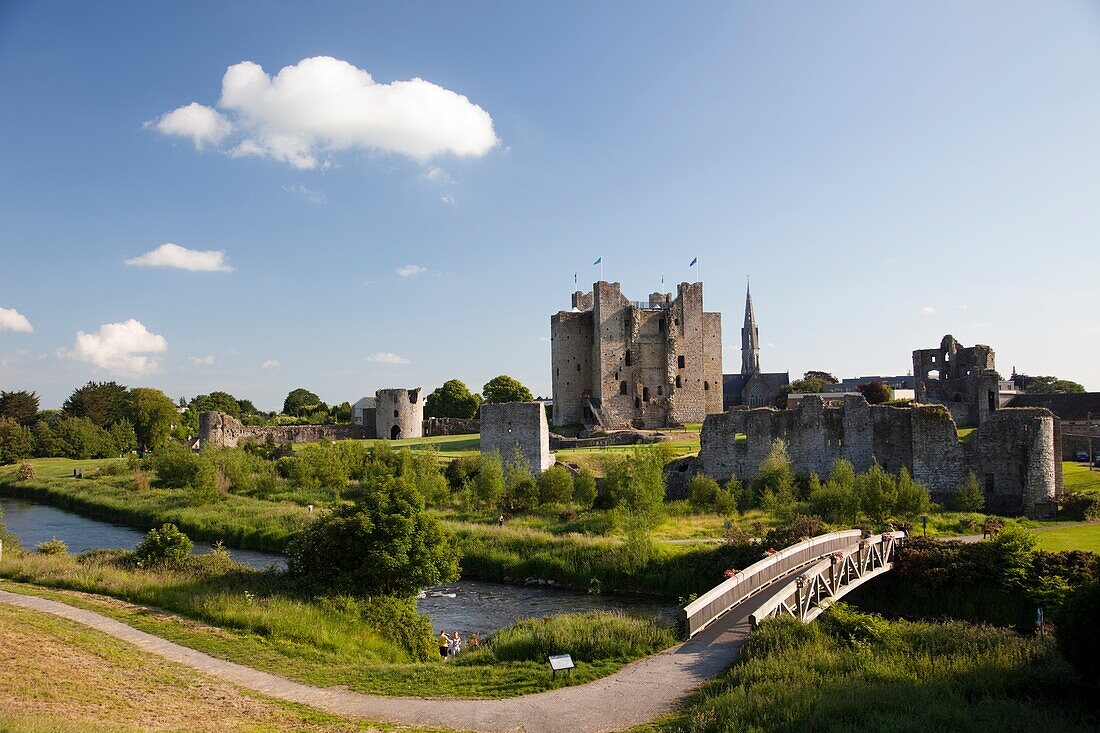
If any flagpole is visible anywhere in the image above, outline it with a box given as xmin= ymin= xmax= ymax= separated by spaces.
xmin=600 ymin=258 xmax=604 ymax=281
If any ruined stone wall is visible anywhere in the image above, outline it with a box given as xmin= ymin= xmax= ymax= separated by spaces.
xmin=199 ymin=412 xmax=373 ymax=448
xmin=423 ymin=417 xmax=480 ymax=436
xmin=375 ymin=388 xmax=424 ymax=440
xmin=480 ymin=401 xmax=553 ymax=473
xmin=913 ymin=335 xmax=998 ymax=426
xmin=698 ymin=395 xmax=1058 ymax=516
xmin=702 ymin=311 xmax=724 ymax=416
xmin=592 ymin=281 xmax=633 ymax=425
xmin=551 ymin=310 xmax=593 ymax=426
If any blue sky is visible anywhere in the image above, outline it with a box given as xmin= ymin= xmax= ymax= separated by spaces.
xmin=2 ymin=1 xmax=1099 ymax=410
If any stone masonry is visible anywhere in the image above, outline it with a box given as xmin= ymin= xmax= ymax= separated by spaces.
xmin=551 ymin=281 xmax=722 ymax=429
xmin=913 ymin=335 xmax=1000 ymax=427
xmin=480 ymin=401 xmax=554 ymax=473
xmin=199 ymin=411 xmax=373 ymax=448
xmin=698 ymin=394 xmax=1059 ymax=517
xmin=375 ymin=387 xmax=424 ymax=440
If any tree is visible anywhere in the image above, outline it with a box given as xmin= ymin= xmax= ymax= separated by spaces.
xmin=108 ymin=419 xmax=138 ymax=455
xmin=775 ymin=377 xmax=827 ymax=407
xmin=482 ymin=375 xmax=534 ymax=404
xmin=1023 ymin=376 xmax=1086 ymax=394
xmin=135 ymin=523 xmax=193 ymax=567
xmin=0 ymin=419 xmax=34 ymax=464
xmin=287 ymin=474 xmax=460 ymax=597
xmin=54 ymin=417 xmax=114 ymax=459
xmin=425 ymin=379 xmax=482 ymax=419
xmin=0 ymin=390 xmax=39 ymax=426
xmin=810 ymin=459 xmax=860 ymax=524
xmin=688 ymin=474 xmax=720 ymax=510
xmin=573 ymin=468 xmax=598 ymax=508
xmin=857 ymin=462 xmax=897 ymax=523
xmin=750 ymin=439 xmax=797 ymax=513
xmin=126 ymin=388 xmax=178 ymax=451
xmin=31 ymin=420 xmax=60 ymax=458
xmin=190 ymin=391 xmax=241 ymax=419
xmin=474 ymin=451 xmax=505 ymax=508
xmin=603 ymin=446 xmax=668 ymax=569
xmin=857 ymin=380 xmax=893 ymax=404
xmin=236 ymin=398 xmax=260 ymax=417
xmin=538 ymin=465 xmax=574 ymax=505
xmin=283 ymin=388 xmax=325 ymax=417
xmin=803 ymin=371 xmax=839 ymax=385
xmin=954 ymin=472 xmax=985 ymax=512
xmin=893 ymin=467 xmax=931 ymax=519
xmin=63 ymin=381 xmax=129 ymax=428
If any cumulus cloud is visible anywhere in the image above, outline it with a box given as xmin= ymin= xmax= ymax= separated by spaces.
xmin=424 ymin=166 xmax=454 ymax=184
xmin=124 ymin=243 xmax=233 ymax=272
xmin=0 ymin=307 xmax=34 ymax=333
xmin=188 ymin=355 xmax=216 ymax=366
xmin=365 ymin=352 xmax=410 ymax=364
xmin=395 ymin=264 xmax=426 ymax=277
xmin=60 ymin=319 xmax=167 ymax=375
xmin=151 ymin=56 xmax=498 ymax=169
xmin=920 ymin=306 xmax=937 ymax=315
xmin=261 ymin=360 xmax=281 ymax=369
xmin=282 ymin=183 xmax=327 ymax=204
xmin=148 ymin=102 xmax=233 ymax=149
xmin=439 ymin=194 xmax=455 ymax=205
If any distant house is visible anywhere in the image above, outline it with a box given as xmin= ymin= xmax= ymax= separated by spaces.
xmin=821 ymin=375 xmax=915 ymax=394
xmin=351 ymin=396 xmax=377 ymax=427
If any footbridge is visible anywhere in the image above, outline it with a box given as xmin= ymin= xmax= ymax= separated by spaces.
xmin=683 ymin=530 xmax=906 ymax=637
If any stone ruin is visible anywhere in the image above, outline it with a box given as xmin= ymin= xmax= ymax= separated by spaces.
xmin=913 ymin=335 xmax=999 ymax=427
xmin=480 ymin=401 xmax=554 ymax=473
xmin=698 ymin=394 xmax=1059 ymax=517
xmin=375 ymin=387 xmax=424 ymax=440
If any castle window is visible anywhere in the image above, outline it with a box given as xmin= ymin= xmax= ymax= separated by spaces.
xmin=577 ymin=363 xmax=581 ymax=372
xmin=620 ymin=381 xmax=628 ymax=395
xmin=657 ymin=386 xmax=663 ymax=396
xmin=704 ymin=381 xmax=709 ymax=391
xmin=643 ymin=387 xmax=651 ymax=402
xmin=677 ymin=355 xmax=685 ymax=369
xmin=675 ymin=375 xmax=682 ymax=388
xmin=634 ymin=396 xmax=641 ymax=409
xmin=625 ymin=350 xmax=632 ymax=366
xmin=393 ymin=410 xmax=399 ymax=418
xmin=409 ymin=391 xmax=418 ymax=404
xmin=658 ymin=318 xmax=665 ymax=332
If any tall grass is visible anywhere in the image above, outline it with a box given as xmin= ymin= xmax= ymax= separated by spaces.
xmin=644 ymin=605 xmax=1096 ymax=733
xmin=483 ymin=611 xmax=676 ymax=663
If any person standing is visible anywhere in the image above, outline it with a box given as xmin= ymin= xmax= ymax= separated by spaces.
xmin=438 ymin=631 xmax=450 ymax=659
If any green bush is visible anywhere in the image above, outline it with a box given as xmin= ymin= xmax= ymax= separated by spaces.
xmin=135 ymin=523 xmax=194 ymax=567
xmin=688 ymin=474 xmax=720 ymax=509
xmin=475 ymin=451 xmax=505 ymax=508
xmin=321 ymin=594 xmax=436 ymax=662
xmin=1055 ymin=581 xmax=1100 ymax=685
xmin=572 ymin=468 xmax=598 ymax=508
xmin=35 ymin=537 xmax=68 ymax=555
xmin=151 ymin=443 xmax=204 ymax=488
xmin=445 ymin=455 xmax=481 ymax=491
xmin=538 ymin=465 xmax=574 ymax=505
xmin=955 ymin=472 xmax=986 ymax=512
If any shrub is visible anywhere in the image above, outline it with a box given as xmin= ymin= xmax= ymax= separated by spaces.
xmin=445 ymin=455 xmax=481 ymax=491
xmin=573 ymin=468 xmax=598 ymax=508
xmin=486 ymin=611 xmax=677 ymax=663
xmin=152 ymin=443 xmax=203 ymax=488
xmin=323 ymin=595 xmax=436 ymax=662
xmin=16 ymin=461 xmax=35 ymax=480
xmin=35 ymin=538 xmax=68 ymax=555
xmin=135 ymin=523 xmax=194 ymax=567
xmin=538 ymin=465 xmax=574 ymax=505
xmin=0 ymin=419 xmax=34 ymax=464
xmin=474 ymin=452 xmax=505 ymax=508
xmin=955 ymin=472 xmax=986 ymax=512
xmin=1060 ymin=491 xmax=1100 ymax=521
xmin=688 ymin=474 xmax=720 ymax=510
xmin=857 ymin=462 xmax=897 ymax=523
xmin=893 ymin=467 xmax=931 ymax=519
xmin=751 ymin=439 xmax=796 ymax=515
xmin=1055 ymin=581 xmax=1100 ymax=684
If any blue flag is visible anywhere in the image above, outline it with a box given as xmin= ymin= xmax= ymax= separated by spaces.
xmin=574 ymin=272 xmax=577 ymax=284
xmin=593 ymin=256 xmax=602 ymax=265
xmin=689 ymin=257 xmax=698 ymax=267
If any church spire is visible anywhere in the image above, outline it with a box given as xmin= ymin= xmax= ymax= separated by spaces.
xmin=741 ymin=280 xmax=760 ymax=375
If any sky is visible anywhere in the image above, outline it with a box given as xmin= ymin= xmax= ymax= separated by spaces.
xmin=1 ymin=1 xmax=1099 ymax=411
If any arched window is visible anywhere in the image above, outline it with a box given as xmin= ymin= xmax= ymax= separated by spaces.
xmin=748 ymin=389 xmax=764 ymax=408
xmin=620 ymin=381 xmax=628 ymax=395
xmin=643 ymin=387 xmax=651 ymax=402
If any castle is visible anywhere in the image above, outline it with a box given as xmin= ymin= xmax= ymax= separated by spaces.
xmin=550 ymin=281 xmax=723 ymax=429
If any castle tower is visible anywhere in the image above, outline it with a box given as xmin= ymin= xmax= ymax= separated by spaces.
xmin=741 ymin=283 xmax=760 ymax=375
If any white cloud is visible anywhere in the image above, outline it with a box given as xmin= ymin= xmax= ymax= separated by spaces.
xmin=125 ymin=243 xmax=233 ymax=272
xmin=282 ymin=183 xmax=327 ymax=204
xmin=153 ymin=56 xmax=498 ymax=169
xmin=148 ymin=102 xmax=233 ymax=150
xmin=424 ymin=166 xmax=454 ymax=184
xmin=0 ymin=307 xmax=34 ymax=333
xmin=439 ymin=194 xmax=455 ymax=205
xmin=365 ymin=352 xmax=410 ymax=364
xmin=188 ymin=355 xmax=216 ymax=366
xmin=261 ymin=360 xmax=281 ymax=369
xmin=395 ymin=264 xmax=426 ymax=277
xmin=920 ymin=306 xmax=937 ymax=315
xmin=60 ymin=319 xmax=167 ymax=375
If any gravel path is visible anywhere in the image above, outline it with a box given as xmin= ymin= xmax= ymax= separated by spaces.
xmin=0 ymin=584 xmax=794 ymax=733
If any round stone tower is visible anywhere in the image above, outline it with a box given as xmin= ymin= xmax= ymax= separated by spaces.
xmin=375 ymin=387 xmax=424 ymax=440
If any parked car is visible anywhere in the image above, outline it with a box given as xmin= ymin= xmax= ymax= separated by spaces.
xmin=1094 ymin=453 xmax=1100 ymax=468
xmin=1077 ymin=450 xmax=1091 ymax=462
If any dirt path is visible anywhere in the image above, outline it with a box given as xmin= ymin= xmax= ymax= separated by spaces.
xmin=0 ymin=584 xmax=785 ymax=733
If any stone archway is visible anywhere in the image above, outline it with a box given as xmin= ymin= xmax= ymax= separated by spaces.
xmin=390 ymin=425 xmax=401 ymax=440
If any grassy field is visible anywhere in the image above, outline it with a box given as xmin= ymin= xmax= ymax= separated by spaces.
xmin=1064 ymin=461 xmax=1100 ymax=494
xmin=0 ymin=602 xmax=401 ymax=733
xmin=1034 ymin=523 xmax=1100 ymax=553
xmin=637 ymin=605 xmax=1097 ymax=733
xmin=0 ymin=547 xmax=677 ymax=699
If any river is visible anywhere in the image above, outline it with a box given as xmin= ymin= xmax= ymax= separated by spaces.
xmin=0 ymin=496 xmax=675 ymax=635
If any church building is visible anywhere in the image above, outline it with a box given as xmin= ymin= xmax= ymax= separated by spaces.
xmin=722 ymin=284 xmax=789 ymax=409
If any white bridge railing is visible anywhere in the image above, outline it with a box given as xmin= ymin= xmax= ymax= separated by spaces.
xmin=682 ymin=530 xmax=863 ymax=637
xmin=750 ymin=532 xmax=906 ymax=625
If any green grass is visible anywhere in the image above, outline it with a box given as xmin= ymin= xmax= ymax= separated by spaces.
xmin=1034 ymin=523 xmax=1100 ymax=553
xmin=637 ymin=605 xmax=1097 ymax=733
xmin=0 ymin=549 xmax=676 ymax=699
xmin=554 ymin=438 xmax=699 ymax=475
xmin=957 ymin=426 xmax=977 ymax=443
xmin=1064 ymin=461 xmax=1100 ymax=495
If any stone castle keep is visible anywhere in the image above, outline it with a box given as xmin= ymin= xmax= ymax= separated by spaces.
xmin=551 ymin=281 xmax=723 ymax=429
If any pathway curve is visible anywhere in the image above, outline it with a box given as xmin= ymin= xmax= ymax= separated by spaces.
xmin=0 ymin=582 xmax=793 ymax=733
